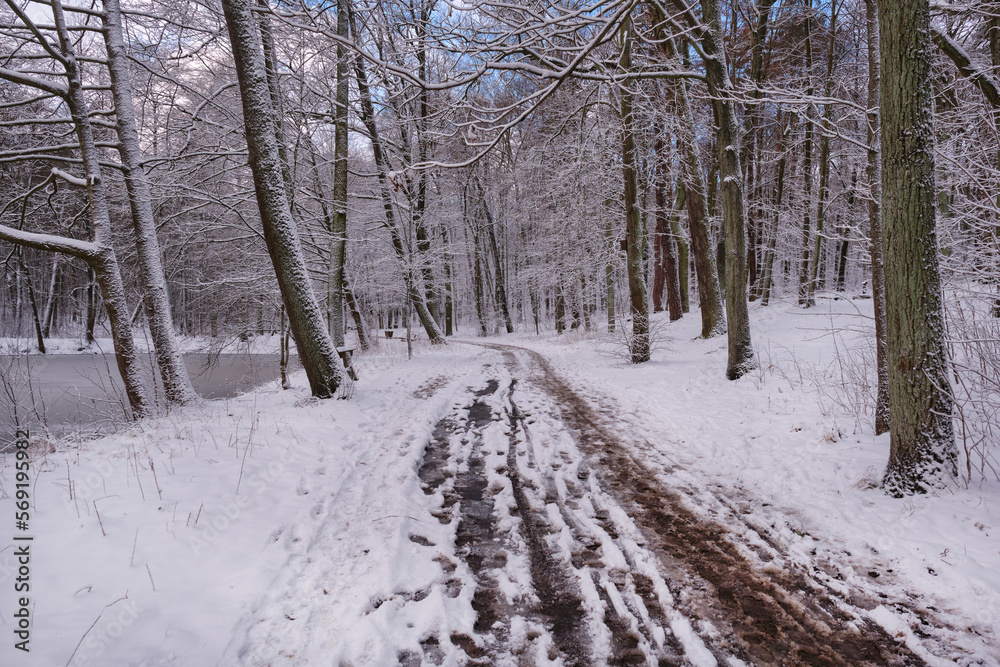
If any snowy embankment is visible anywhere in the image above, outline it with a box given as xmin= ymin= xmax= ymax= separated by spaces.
xmin=0 ymin=342 xmax=483 ymax=666
xmin=0 ymin=295 xmax=997 ymax=665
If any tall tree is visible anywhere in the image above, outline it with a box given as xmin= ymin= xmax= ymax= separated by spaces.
xmin=698 ymin=0 xmax=757 ymax=379
xmin=798 ymin=2 xmax=816 ymax=308
xmin=744 ymin=0 xmax=777 ymax=300
xmin=877 ymin=0 xmax=957 ymax=494
xmin=619 ymin=17 xmax=650 ymax=363
xmin=102 ymin=0 xmax=198 ymax=405
xmin=220 ymin=0 xmax=343 ymax=398
xmin=864 ymin=0 xmax=890 ymax=435
xmin=807 ymin=0 xmax=840 ymax=304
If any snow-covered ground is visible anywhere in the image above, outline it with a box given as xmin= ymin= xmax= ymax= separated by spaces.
xmin=0 ymin=296 xmax=997 ymax=665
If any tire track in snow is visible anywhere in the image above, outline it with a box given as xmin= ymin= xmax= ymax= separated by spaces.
xmin=454 ymin=341 xmax=927 ymax=666
xmin=421 ymin=355 xmax=708 ymax=665
xmin=418 ymin=374 xmax=595 ymax=665
xmin=506 ymin=371 xmax=713 ymax=666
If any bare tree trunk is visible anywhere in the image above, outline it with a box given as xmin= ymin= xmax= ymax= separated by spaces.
xmin=85 ymin=268 xmax=97 ymax=346
xmin=808 ymin=0 xmax=840 ymax=304
xmin=554 ymin=281 xmax=566 ymax=335
xmin=605 ymin=213 xmax=616 ymax=333
xmin=477 ymin=185 xmax=514 ymax=333
xmin=761 ymin=112 xmax=790 ymax=306
xmin=102 ymin=0 xmax=198 ymax=405
xmin=620 ymin=19 xmax=649 ymax=363
xmin=467 ymin=211 xmax=489 ymax=336
xmin=319 ymin=0 xmax=351 ymax=350
xmin=876 ymin=0 xmax=957 ymax=494
xmin=350 ymin=5 xmax=444 ymax=343
xmin=653 ymin=215 xmax=665 ymax=314
xmin=744 ymin=0 xmax=776 ymax=301
xmin=221 ymin=0 xmax=343 ymax=398
xmin=54 ymin=0 xmax=150 ymax=416
xmin=441 ymin=227 xmax=455 ymax=336
xmin=344 ymin=277 xmax=372 ymax=351
xmin=279 ymin=306 xmax=291 ymax=390
xmin=698 ymin=0 xmax=756 ymax=379
xmin=19 ymin=254 xmax=45 ymax=354
xmin=799 ymin=6 xmax=816 ymax=308
xmin=41 ymin=258 xmax=60 ymax=339
xmin=654 ymin=134 xmax=682 ymax=321
xmin=834 ymin=169 xmax=858 ymax=293
xmin=865 ymin=0 xmax=891 ymax=436
xmin=414 ymin=5 xmax=440 ymax=326
xmin=672 ymin=53 xmax=725 ymax=338
xmin=669 ymin=177 xmax=690 ymax=313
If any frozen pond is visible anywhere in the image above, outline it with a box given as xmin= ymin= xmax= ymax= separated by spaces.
xmin=0 ymin=352 xmax=299 ymax=438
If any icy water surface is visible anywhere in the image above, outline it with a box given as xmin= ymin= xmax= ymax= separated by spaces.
xmin=0 ymin=352 xmax=299 ymax=438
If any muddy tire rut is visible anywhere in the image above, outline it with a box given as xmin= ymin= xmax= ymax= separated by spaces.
xmin=412 ymin=344 xmax=930 ymax=666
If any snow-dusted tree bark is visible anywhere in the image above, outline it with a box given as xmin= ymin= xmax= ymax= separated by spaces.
xmin=102 ymin=0 xmax=198 ymax=406
xmin=877 ymin=0 xmax=957 ymax=495
xmin=931 ymin=20 xmax=1000 ymax=318
xmin=476 ymin=179 xmax=514 ymax=334
xmin=344 ymin=279 xmax=372 ymax=350
xmin=743 ymin=0 xmax=776 ymax=300
xmin=670 ymin=48 xmax=725 ymax=339
xmin=605 ymin=215 xmax=616 ymax=333
xmin=619 ymin=19 xmax=649 ymax=363
xmin=699 ymin=0 xmax=756 ymax=379
xmin=865 ymin=0 xmax=890 ymax=436
xmin=328 ymin=0 xmax=350 ymax=347
xmin=669 ymin=178 xmax=690 ymax=314
xmin=220 ymin=0 xmax=343 ymax=398
xmin=18 ymin=253 xmax=45 ymax=354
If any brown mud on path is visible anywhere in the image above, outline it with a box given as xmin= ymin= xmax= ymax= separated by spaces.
xmin=412 ymin=342 xmax=932 ymax=665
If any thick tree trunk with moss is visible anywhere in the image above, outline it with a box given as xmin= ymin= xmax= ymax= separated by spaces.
xmin=876 ymin=0 xmax=957 ymax=495
xmin=221 ymin=0 xmax=343 ymax=398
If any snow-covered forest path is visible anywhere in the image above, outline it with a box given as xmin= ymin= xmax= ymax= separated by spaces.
xmin=445 ymin=342 xmax=921 ymax=665
xmin=228 ymin=341 xmax=968 ymax=666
